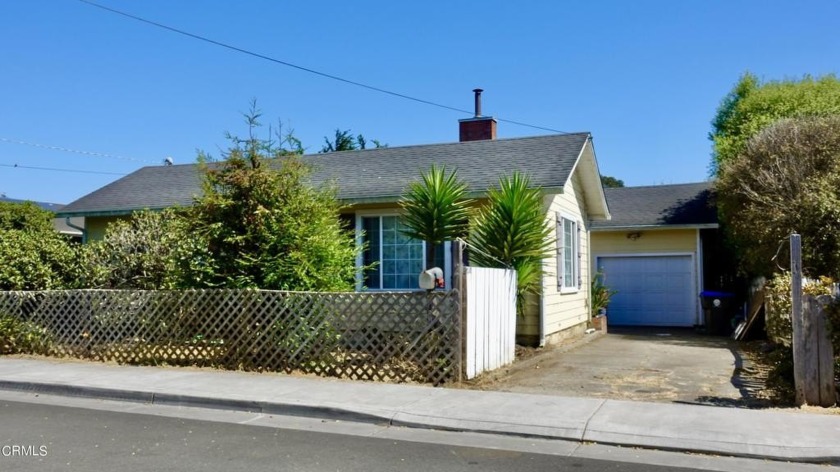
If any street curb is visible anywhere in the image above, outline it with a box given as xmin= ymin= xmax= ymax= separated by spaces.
xmin=0 ymin=380 xmax=393 ymax=425
xmin=1 ymin=379 xmax=837 ymax=464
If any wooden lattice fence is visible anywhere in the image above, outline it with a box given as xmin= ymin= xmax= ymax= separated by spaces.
xmin=0 ymin=289 xmax=461 ymax=384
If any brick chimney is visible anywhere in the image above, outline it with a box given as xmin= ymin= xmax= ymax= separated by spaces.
xmin=459 ymin=88 xmax=497 ymax=142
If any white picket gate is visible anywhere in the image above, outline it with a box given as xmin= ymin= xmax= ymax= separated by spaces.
xmin=464 ymin=266 xmax=517 ymax=379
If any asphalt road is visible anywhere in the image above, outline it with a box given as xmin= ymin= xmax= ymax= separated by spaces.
xmin=0 ymin=399 xmax=717 ymax=472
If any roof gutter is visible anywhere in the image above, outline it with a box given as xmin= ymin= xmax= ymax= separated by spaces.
xmin=56 ymin=206 xmax=171 ymax=219
xmin=319 ymin=186 xmax=568 ymax=206
xmin=64 ymin=217 xmax=87 ymax=243
xmin=590 ymin=223 xmax=719 ymax=232
xmin=54 ymin=185 xmax=571 ymax=217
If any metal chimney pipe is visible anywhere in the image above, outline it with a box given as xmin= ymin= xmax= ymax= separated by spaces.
xmin=473 ymin=88 xmax=483 ymax=117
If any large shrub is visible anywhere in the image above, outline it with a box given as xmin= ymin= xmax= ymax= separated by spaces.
xmin=716 ymin=116 xmax=840 ymax=277
xmin=0 ymin=201 xmax=79 ymax=290
xmin=0 ymin=229 xmax=78 ymax=290
xmin=0 ymin=230 xmax=79 ymax=290
xmin=83 ymin=209 xmax=212 ymax=289
xmin=0 ymin=201 xmax=56 ymax=233
xmin=187 ymin=139 xmax=358 ymax=292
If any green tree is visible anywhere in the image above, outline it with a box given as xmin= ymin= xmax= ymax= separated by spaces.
xmin=188 ymin=114 xmax=359 ymax=291
xmin=400 ymin=165 xmax=472 ymax=270
xmin=225 ymin=99 xmax=303 ymax=158
xmin=469 ymin=172 xmax=554 ymax=312
xmin=320 ymin=129 xmax=385 ymax=153
xmin=82 ymin=209 xmax=212 ymax=289
xmin=716 ymin=116 xmax=840 ymax=277
xmin=600 ymin=175 xmax=624 ymax=188
xmin=710 ymin=73 xmax=840 ymax=174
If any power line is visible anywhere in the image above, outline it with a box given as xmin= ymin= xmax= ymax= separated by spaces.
xmin=0 ymin=137 xmax=156 ymax=164
xmin=0 ymin=163 xmax=127 ymax=176
xmin=77 ymin=0 xmax=569 ymax=135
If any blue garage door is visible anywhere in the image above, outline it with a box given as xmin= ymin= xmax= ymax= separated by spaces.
xmin=598 ymin=255 xmax=695 ymax=327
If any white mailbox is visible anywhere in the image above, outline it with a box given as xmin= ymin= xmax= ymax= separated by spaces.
xmin=419 ymin=267 xmax=444 ymax=290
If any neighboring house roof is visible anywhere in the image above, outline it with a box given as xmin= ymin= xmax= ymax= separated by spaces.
xmin=0 ymin=196 xmax=63 ymax=212
xmin=0 ymin=197 xmax=84 ymax=236
xmin=57 ymin=133 xmax=610 ymax=219
xmin=590 ymin=182 xmax=717 ymax=231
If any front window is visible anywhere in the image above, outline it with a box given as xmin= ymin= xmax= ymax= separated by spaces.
xmin=360 ymin=215 xmax=444 ymax=290
xmin=557 ymin=213 xmax=580 ymax=292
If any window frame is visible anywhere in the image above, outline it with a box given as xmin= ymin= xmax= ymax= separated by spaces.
xmin=355 ymin=211 xmax=451 ymax=291
xmin=556 ymin=212 xmax=581 ymax=294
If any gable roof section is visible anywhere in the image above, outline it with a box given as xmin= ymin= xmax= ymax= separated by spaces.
xmin=58 ymin=133 xmax=601 ymax=217
xmin=590 ymin=182 xmax=717 ymax=231
xmin=568 ymin=137 xmax=610 ymax=220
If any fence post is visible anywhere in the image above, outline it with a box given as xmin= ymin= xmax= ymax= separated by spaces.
xmin=790 ymin=233 xmax=807 ymax=405
xmin=452 ymin=239 xmax=467 ymax=383
xmin=791 ymin=233 xmax=837 ymax=407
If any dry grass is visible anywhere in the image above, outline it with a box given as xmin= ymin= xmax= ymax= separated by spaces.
xmin=730 ymin=341 xmax=839 ymax=415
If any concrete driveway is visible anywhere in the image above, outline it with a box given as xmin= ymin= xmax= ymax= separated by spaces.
xmin=481 ymin=328 xmax=755 ymax=406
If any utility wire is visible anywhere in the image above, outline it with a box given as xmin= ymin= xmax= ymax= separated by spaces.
xmin=0 ymin=137 xmax=156 ymax=164
xmin=77 ymin=0 xmax=569 ymax=135
xmin=0 ymin=163 xmax=127 ymax=176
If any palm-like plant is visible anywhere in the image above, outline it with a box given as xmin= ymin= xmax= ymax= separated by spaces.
xmin=400 ymin=165 xmax=473 ymax=269
xmin=470 ymin=172 xmax=554 ymax=311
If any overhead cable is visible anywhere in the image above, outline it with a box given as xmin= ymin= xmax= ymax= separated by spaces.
xmin=78 ymin=0 xmax=569 ymax=135
xmin=0 ymin=163 xmax=127 ymax=176
xmin=1 ymin=137 xmax=155 ymax=164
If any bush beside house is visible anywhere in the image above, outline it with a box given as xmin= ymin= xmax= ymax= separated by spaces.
xmin=0 ymin=202 xmax=79 ymax=291
xmin=712 ymin=74 xmax=840 ymax=403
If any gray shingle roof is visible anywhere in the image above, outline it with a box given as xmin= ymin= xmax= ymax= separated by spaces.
xmin=591 ymin=182 xmax=717 ymax=229
xmin=58 ymin=133 xmax=592 ymax=217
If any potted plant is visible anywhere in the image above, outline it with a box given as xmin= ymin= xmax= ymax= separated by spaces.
xmin=591 ymin=270 xmax=616 ymax=332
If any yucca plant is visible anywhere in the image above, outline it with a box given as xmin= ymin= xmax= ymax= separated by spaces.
xmin=591 ymin=270 xmax=617 ymax=317
xmin=469 ymin=172 xmax=554 ymax=313
xmin=400 ymin=165 xmax=473 ymax=269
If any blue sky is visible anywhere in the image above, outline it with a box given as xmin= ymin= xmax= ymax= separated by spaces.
xmin=1 ymin=0 xmax=839 ymax=205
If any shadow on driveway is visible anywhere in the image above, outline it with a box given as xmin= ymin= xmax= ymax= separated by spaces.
xmin=474 ymin=327 xmax=771 ymax=408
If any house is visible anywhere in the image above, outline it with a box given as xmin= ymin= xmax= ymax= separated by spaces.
xmin=57 ymin=95 xmax=611 ymax=346
xmin=590 ymin=182 xmax=724 ymax=327
xmin=0 ymin=196 xmax=84 ymax=241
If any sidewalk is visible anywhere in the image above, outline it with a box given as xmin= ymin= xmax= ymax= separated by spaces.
xmin=0 ymin=357 xmax=837 ymax=463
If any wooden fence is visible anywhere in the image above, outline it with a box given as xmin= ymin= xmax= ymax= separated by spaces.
xmin=790 ymin=234 xmax=836 ymax=407
xmin=0 ymin=273 xmax=520 ymax=384
xmin=0 ymin=289 xmax=461 ymax=384
xmin=464 ymin=266 xmax=517 ymax=379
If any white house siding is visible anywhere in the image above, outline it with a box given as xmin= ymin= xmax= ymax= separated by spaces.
xmin=541 ymin=174 xmax=591 ymax=343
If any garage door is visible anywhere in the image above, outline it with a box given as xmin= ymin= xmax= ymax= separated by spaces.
xmin=598 ymin=255 xmax=695 ymax=327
